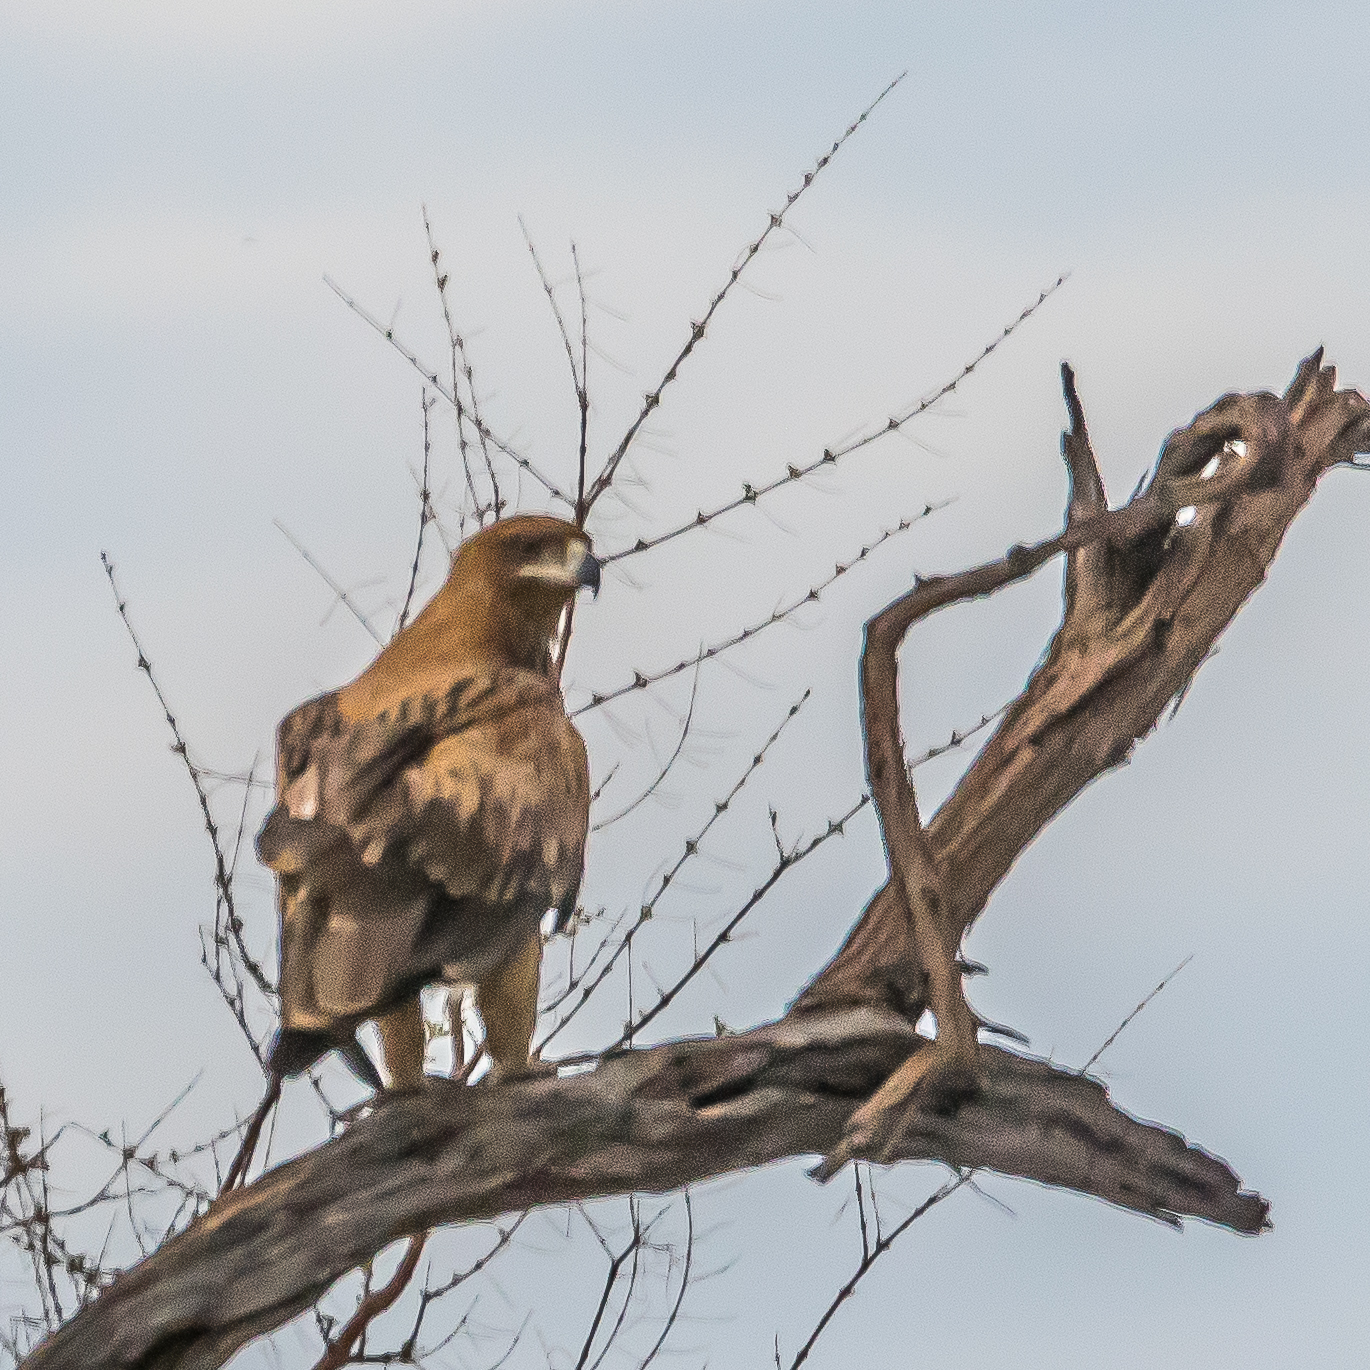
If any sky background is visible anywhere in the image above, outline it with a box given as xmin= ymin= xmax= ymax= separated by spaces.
xmin=4 ymin=1 xmax=1370 ymax=1365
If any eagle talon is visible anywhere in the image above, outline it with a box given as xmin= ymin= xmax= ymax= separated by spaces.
xmin=485 ymin=1056 xmax=559 ymax=1086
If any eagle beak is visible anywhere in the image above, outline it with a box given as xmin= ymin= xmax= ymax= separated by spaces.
xmin=575 ymin=544 xmax=602 ymax=598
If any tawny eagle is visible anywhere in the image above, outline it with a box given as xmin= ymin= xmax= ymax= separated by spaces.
xmin=257 ymin=514 xmax=599 ymax=1090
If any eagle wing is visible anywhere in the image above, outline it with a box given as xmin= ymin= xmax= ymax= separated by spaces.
xmin=258 ymin=667 xmax=589 ymax=1041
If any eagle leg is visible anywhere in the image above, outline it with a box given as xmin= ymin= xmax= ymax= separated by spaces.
xmin=376 ymin=996 xmax=427 ymax=1089
xmin=447 ymin=987 xmax=467 ymax=1074
xmin=477 ymin=931 xmax=550 ymax=1082
xmin=812 ymin=1025 xmax=978 ymax=1182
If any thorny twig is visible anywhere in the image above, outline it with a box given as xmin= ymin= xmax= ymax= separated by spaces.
xmin=324 ymin=274 xmax=570 ymax=508
xmin=395 ymin=388 xmax=436 ymax=635
xmin=638 ymin=1190 xmax=694 ymax=1370
xmin=101 ymin=554 xmax=274 ymax=1057
xmin=423 ymin=208 xmax=502 ymax=525
xmin=574 ymin=509 xmax=943 ymax=716
xmin=606 ymin=792 xmax=870 ymax=1050
xmin=784 ymin=1171 xmax=968 ymax=1370
xmin=273 ymin=520 xmax=385 ymax=646
xmin=573 ymin=1200 xmax=665 ymax=1370
xmin=590 ymin=668 xmax=702 ymax=832
xmin=519 ymin=221 xmax=592 ymax=521
xmin=1080 ymin=956 xmax=1193 ymax=1076
xmin=539 ymin=690 xmax=812 ymax=1049
xmin=600 ymin=277 xmax=1065 ymax=566
xmin=520 ymin=225 xmax=596 ymax=676
xmin=573 ymin=243 xmax=591 ymax=524
xmin=586 ymin=73 xmax=908 ymax=512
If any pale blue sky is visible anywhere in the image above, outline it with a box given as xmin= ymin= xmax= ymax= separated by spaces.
xmin=4 ymin=2 xmax=1370 ymax=1365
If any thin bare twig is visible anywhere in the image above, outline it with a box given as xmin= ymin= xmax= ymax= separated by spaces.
xmin=602 ymin=277 xmax=1065 ymax=566
xmin=606 ymin=792 xmax=869 ymax=1050
xmin=324 ymin=274 xmax=570 ymax=507
xmin=638 ymin=1190 xmax=693 ymax=1370
xmin=591 ymin=668 xmax=701 ymax=832
xmin=1080 ymin=956 xmax=1193 ymax=1076
xmin=574 ymin=509 xmax=940 ymax=716
xmin=396 ymin=388 xmax=436 ymax=635
xmin=101 ymin=554 xmax=274 ymax=1054
xmin=423 ymin=208 xmax=502 ymax=523
xmin=586 ymin=73 xmax=907 ymax=512
xmin=574 ymin=242 xmax=591 ymax=524
xmin=574 ymin=1202 xmax=644 ymax=1370
xmin=273 ymin=520 xmax=385 ymax=645
xmin=520 ymin=222 xmax=589 ymax=503
xmin=219 ymin=1077 xmax=281 ymax=1195
xmin=310 ymin=1233 xmax=428 ymax=1370
xmin=539 ymin=691 xmax=812 ymax=1050
xmin=785 ymin=1173 xmax=967 ymax=1370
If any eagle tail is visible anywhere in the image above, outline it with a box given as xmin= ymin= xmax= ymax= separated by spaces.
xmin=269 ymin=1027 xmax=384 ymax=1091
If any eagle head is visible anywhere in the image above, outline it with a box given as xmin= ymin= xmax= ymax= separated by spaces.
xmin=460 ymin=514 xmax=600 ymax=600
xmin=442 ymin=515 xmax=600 ymax=673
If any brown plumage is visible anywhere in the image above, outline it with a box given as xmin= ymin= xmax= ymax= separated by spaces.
xmin=257 ymin=514 xmax=600 ymax=1089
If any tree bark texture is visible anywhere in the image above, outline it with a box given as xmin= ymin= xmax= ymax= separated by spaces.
xmin=26 ymin=1011 xmax=1267 ymax=1370
xmin=25 ymin=353 xmax=1370 ymax=1370
xmin=797 ymin=352 xmax=1370 ymax=1017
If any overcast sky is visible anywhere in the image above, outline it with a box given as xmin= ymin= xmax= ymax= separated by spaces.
xmin=5 ymin=2 xmax=1370 ymax=1366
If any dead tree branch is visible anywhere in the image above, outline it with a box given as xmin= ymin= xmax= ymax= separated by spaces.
xmin=20 ymin=1010 xmax=1268 ymax=1370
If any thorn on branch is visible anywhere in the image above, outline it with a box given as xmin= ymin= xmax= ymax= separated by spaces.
xmin=586 ymin=73 xmax=907 ymax=513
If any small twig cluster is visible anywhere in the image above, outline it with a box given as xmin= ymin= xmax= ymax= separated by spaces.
xmin=0 ymin=1074 xmax=223 ymax=1362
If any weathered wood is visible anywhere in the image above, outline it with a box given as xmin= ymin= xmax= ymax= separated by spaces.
xmin=798 ymin=352 xmax=1370 ymax=1016
xmin=23 ymin=1010 xmax=1266 ymax=1370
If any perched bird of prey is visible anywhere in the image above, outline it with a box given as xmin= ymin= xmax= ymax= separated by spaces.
xmin=257 ymin=514 xmax=600 ymax=1091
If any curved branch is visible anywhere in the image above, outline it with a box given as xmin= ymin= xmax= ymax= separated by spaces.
xmin=798 ymin=352 xmax=1370 ymax=1018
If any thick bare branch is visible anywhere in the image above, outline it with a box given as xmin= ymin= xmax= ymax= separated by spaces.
xmin=22 ymin=1010 xmax=1267 ymax=1370
xmin=37 ymin=359 xmax=1367 ymax=1370
xmin=798 ymin=353 xmax=1370 ymax=1020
